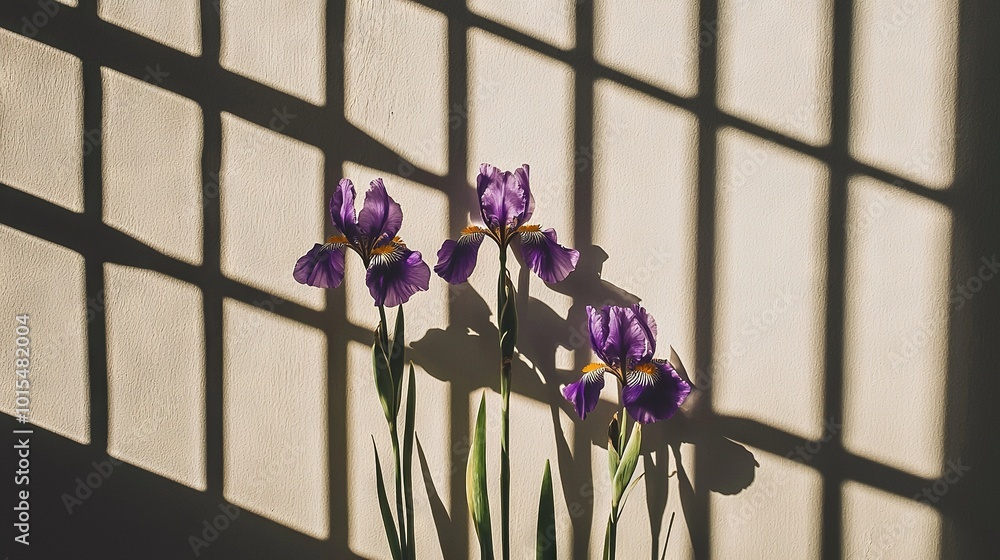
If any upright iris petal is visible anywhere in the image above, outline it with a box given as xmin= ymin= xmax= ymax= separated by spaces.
xmin=630 ymin=304 xmax=657 ymax=361
xmin=330 ymin=179 xmax=358 ymax=241
xmin=587 ymin=305 xmax=612 ymax=364
xmin=514 ymin=164 xmax=534 ymax=224
xmin=357 ymin=178 xmax=403 ymax=245
xmin=517 ymin=226 xmax=580 ymax=283
xmin=591 ymin=304 xmax=653 ymax=366
xmin=478 ymin=163 xmax=531 ymax=233
xmin=612 ymin=304 xmax=656 ymax=364
xmin=604 ymin=306 xmax=636 ymax=368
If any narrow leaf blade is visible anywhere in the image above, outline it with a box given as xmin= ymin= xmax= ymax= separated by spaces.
xmin=403 ymin=363 xmax=417 ymax=559
xmin=616 ymin=472 xmax=646 ymax=519
xmin=467 ymin=393 xmax=494 ymax=560
xmin=535 ymin=460 xmax=556 ymax=560
xmin=612 ymin=423 xmax=642 ymax=511
xmin=373 ymin=440 xmax=402 ymax=560
xmin=372 ymin=325 xmax=395 ymax=424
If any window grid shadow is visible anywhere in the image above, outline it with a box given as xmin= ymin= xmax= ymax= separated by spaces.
xmin=0 ymin=0 xmax=957 ymax=557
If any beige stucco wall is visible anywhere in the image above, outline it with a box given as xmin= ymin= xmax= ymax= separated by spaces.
xmin=0 ymin=0 xmax=971 ymax=558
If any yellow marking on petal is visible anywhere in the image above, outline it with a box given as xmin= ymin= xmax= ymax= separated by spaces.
xmin=517 ymin=224 xmax=542 ymax=233
xmin=371 ymin=244 xmax=397 ymax=256
xmin=462 ymin=225 xmax=488 ymax=236
xmin=327 ymin=235 xmax=348 ymax=244
xmin=392 ymin=236 xmax=403 ymax=244
xmin=582 ymin=362 xmax=607 ymax=373
xmin=634 ymin=362 xmax=657 ymax=375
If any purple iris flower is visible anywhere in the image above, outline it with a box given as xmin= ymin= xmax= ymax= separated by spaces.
xmin=293 ymin=178 xmax=431 ymax=307
xmin=562 ymin=304 xmax=691 ymax=424
xmin=434 ymin=163 xmax=580 ymax=284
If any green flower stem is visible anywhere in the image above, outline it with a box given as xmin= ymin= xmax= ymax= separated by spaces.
xmin=603 ymin=513 xmax=618 ymax=560
xmin=378 ymin=304 xmax=408 ymax=558
xmin=498 ymin=250 xmax=511 ymax=560
xmin=390 ymin=421 xmax=407 ymax=556
xmin=378 ymin=305 xmax=390 ymax=348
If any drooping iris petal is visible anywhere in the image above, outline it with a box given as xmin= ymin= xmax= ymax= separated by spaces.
xmin=561 ymin=364 xmax=609 ymax=420
xmin=366 ymin=243 xmax=431 ymax=307
xmin=357 ymin=178 xmax=403 ymax=244
xmin=516 ymin=225 xmax=579 ymax=283
xmin=478 ymin=163 xmax=529 ymax=232
xmin=434 ymin=226 xmax=487 ymax=284
xmin=293 ymin=243 xmax=346 ymax=289
xmin=622 ymin=360 xmax=691 ymax=424
xmin=329 ymin=179 xmax=358 ymax=239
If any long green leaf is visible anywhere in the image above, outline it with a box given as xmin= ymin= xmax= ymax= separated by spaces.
xmin=390 ymin=307 xmax=406 ymax=418
xmin=467 ymin=393 xmax=494 ymax=559
xmin=535 ymin=460 xmax=556 ymax=560
xmin=372 ymin=325 xmax=395 ymax=425
xmin=616 ymin=472 xmax=645 ymax=520
xmin=403 ymin=363 xmax=417 ymax=560
xmin=612 ymin=423 xmax=642 ymax=512
xmin=373 ymin=439 xmax=402 ymax=560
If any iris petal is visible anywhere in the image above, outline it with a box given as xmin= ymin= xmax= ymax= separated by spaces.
xmin=516 ymin=226 xmax=579 ymax=283
xmin=514 ymin=164 xmax=534 ymax=224
xmin=630 ymin=304 xmax=658 ymax=361
xmin=434 ymin=227 xmax=487 ymax=284
xmin=478 ymin=163 xmax=529 ymax=231
xmin=293 ymin=243 xmax=346 ymax=289
xmin=329 ymin=179 xmax=358 ymax=240
xmin=622 ymin=360 xmax=690 ymax=424
xmin=357 ymin=178 xmax=404 ymax=244
xmin=587 ymin=306 xmax=612 ymax=364
xmin=366 ymin=244 xmax=431 ymax=307
xmin=587 ymin=304 xmax=657 ymax=366
xmin=561 ymin=366 xmax=608 ymax=420
xmin=616 ymin=305 xmax=655 ymax=364
xmin=604 ymin=306 xmax=634 ymax=366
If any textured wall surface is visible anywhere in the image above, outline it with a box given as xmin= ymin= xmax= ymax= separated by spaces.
xmin=1 ymin=0 xmax=997 ymax=559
